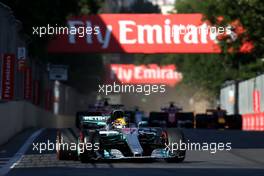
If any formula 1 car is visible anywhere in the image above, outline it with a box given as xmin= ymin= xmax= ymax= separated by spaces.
xmin=149 ymin=102 xmax=194 ymax=128
xmin=195 ymin=108 xmax=242 ymax=129
xmin=57 ymin=110 xmax=186 ymax=163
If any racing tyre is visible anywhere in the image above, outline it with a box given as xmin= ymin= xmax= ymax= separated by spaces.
xmin=56 ymin=130 xmax=69 ymax=160
xmin=165 ymin=128 xmax=186 ymax=163
xmin=57 ymin=129 xmax=78 ymax=161
xmin=79 ymin=131 xmax=101 ymax=163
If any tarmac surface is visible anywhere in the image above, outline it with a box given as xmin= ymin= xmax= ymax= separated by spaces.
xmin=1 ymin=128 xmax=264 ymax=176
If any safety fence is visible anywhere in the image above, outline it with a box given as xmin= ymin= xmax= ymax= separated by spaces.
xmin=220 ymin=74 xmax=264 ymax=131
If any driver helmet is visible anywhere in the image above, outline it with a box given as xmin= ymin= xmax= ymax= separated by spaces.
xmin=111 ymin=110 xmax=127 ymax=128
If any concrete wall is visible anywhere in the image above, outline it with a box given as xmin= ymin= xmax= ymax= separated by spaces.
xmin=0 ymin=101 xmax=75 ymax=145
xmin=52 ymin=81 xmax=97 ymax=116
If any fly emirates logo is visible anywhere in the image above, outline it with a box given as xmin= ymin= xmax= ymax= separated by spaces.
xmin=68 ymin=18 xmax=231 ymax=49
xmin=110 ymin=64 xmax=183 ymax=86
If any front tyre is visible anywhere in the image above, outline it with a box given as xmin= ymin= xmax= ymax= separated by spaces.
xmin=56 ymin=130 xmax=69 ymax=160
xmin=165 ymin=128 xmax=186 ymax=163
xmin=78 ymin=131 xmax=101 ymax=163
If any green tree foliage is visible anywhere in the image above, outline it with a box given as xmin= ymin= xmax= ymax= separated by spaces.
xmin=175 ymin=0 xmax=208 ymax=13
xmin=120 ymin=0 xmax=160 ymax=13
xmin=173 ymin=0 xmax=264 ymax=94
xmin=197 ymin=0 xmax=264 ymax=59
xmin=133 ymin=0 xmax=264 ymax=96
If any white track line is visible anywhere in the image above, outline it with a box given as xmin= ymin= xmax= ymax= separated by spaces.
xmin=0 ymin=129 xmax=44 ymax=175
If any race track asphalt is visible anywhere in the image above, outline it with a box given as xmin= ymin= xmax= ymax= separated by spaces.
xmin=1 ymin=128 xmax=264 ymax=176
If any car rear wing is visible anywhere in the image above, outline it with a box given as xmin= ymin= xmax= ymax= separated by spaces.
xmin=149 ymin=112 xmax=194 ymax=128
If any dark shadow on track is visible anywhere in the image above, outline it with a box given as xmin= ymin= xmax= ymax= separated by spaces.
xmin=7 ymin=168 xmax=264 ymax=176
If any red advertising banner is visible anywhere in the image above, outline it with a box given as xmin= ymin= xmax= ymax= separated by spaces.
xmin=107 ymin=64 xmax=182 ymax=86
xmin=1 ymin=54 xmax=15 ymax=100
xmin=48 ymin=14 xmax=224 ymax=53
xmin=24 ymin=67 xmax=32 ymax=100
xmin=253 ymin=90 xmax=261 ymax=113
xmin=242 ymin=113 xmax=264 ymax=131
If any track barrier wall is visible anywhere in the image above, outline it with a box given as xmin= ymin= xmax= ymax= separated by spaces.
xmin=0 ymin=101 xmax=75 ymax=145
xmin=221 ymin=74 xmax=264 ymax=131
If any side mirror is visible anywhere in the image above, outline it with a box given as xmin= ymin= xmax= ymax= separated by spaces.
xmin=138 ymin=121 xmax=148 ymax=128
